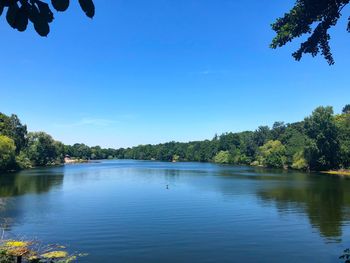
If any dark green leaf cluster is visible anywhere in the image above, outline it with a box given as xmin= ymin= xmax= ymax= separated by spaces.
xmin=0 ymin=0 xmax=95 ymax=36
xmin=271 ymin=0 xmax=350 ymax=64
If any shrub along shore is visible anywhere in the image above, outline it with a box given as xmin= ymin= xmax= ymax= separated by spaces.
xmin=1 ymin=104 xmax=349 ymax=174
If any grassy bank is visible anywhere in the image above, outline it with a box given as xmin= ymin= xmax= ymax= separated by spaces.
xmin=321 ymin=170 xmax=350 ymax=177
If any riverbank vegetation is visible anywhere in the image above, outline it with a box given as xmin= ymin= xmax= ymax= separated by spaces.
xmin=120 ymin=105 xmax=350 ymax=172
xmin=1 ymin=104 xmax=349 ymax=173
xmin=0 ymin=239 xmax=86 ymax=262
xmin=0 ymin=112 xmax=121 ymax=172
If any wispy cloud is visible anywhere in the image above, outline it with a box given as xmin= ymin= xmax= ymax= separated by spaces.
xmin=199 ymin=70 xmax=211 ymax=75
xmin=53 ymin=118 xmax=118 ymax=128
xmin=192 ymin=69 xmax=232 ymax=75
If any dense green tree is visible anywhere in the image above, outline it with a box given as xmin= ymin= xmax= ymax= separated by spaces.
xmin=291 ymin=150 xmax=308 ymax=170
xmin=218 ymin=133 xmax=240 ymax=151
xmin=343 ymin=104 xmax=350 ymax=114
xmin=271 ymin=0 xmax=350 ymax=64
xmin=25 ymin=132 xmax=62 ymax=166
xmin=0 ymin=135 xmax=16 ymax=171
xmin=271 ymin=122 xmax=286 ymax=141
xmin=214 ymin=151 xmax=231 ymax=164
xmin=258 ymin=140 xmax=287 ymax=168
xmin=66 ymin=143 xmax=92 ymax=160
xmin=15 ymin=151 xmax=32 ymax=169
xmin=304 ymin=106 xmax=340 ymax=170
xmin=253 ymin=126 xmax=271 ymax=147
xmin=335 ymin=112 xmax=350 ymax=168
xmin=0 ymin=113 xmax=27 ymax=153
xmin=280 ymin=126 xmax=308 ymax=167
xmin=0 ymin=0 xmax=95 ymax=36
xmin=237 ymin=131 xmax=256 ymax=164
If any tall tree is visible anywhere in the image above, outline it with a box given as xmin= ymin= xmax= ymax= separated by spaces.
xmin=253 ymin=126 xmax=271 ymax=147
xmin=335 ymin=111 xmax=350 ymax=168
xmin=258 ymin=140 xmax=287 ymax=168
xmin=271 ymin=0 xmax=350 ymax=65
xmin=0 ymin=113 xmax=27 ymax=153
xmin=0 ymin=135 xmax=16 ymax=171
xmin=304 ymin=106 xmax=340 ymax=170
xmin=25 ymin=132 xmax=61 ymax=166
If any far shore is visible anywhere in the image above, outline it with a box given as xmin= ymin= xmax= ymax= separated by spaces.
xmin=64 ymin=158 xmax=100 ymax=165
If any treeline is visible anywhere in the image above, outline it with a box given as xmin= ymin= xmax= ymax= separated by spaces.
xmin=118 ymin=105 xmax=350 ymax=171
xmin=1 ymin=105 xmax=349 ymax=172
xmin=0 ymin=112 xmax=121 ymax=172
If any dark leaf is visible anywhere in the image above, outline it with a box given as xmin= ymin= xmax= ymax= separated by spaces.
xmin=0 ymin=0 xmax=11 ymax=7
xmin=28 ymin=3 xmax=40 ymax=24
xmin=6 ymin=2 xmax=19 ymax=28
xmin=0 ymin=4 xmax=4 ymax=16
xmin=37 ymin=1 xmax=54 ymax=23
xmin=79 ymin=0 xmax=94 ymax=18
xmin=15 ymin=4 xmax=29 ymax=32
xmin=51 ymin=0 xmax=69 ymax=12
xmin=34 ymin=19 xmax=49 ymax=36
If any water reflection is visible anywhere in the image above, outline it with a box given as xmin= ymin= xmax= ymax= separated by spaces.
xmin=256 ymin=172 xmax=350 ymax=240
xmin=0 ymin=167 xmax=64 ymax=230
xmin=0 ymin=168 xmax=64 ymax=197
xmin=1 ymin=161 xmax=350 ymax=249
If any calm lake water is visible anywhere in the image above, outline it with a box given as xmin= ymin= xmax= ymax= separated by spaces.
xmin=1 ymin=160 xmax=350 ymax=262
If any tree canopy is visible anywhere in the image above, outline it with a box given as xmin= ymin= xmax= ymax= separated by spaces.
xmin=271 ymin=0 xmax=350 ymax=65
xmin=0 ymin=135 xmax=16 ymax=171
xmin=343 ymin=104 xmax=350 ymax=114
xmin=0 ymin=113 xmax=27 ymax=153
xmin=0 ymin=0 xmax=95 ymax=36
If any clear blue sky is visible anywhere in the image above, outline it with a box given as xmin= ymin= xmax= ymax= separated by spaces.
xmin=1 ymin=1 xmax=349 ymax=148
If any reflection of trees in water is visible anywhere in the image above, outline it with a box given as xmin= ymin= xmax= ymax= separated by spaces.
xmin=0 ymin=168 xmax=64 ymax=197
xmin=257 ymin=173 xmax=350 ymax=240
xmin=212 ymin=167 xmax=350 ymax=240
xmin=0 ymin=168 xmax=64 ymax=231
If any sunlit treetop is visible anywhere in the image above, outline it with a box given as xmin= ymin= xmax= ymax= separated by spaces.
xmin=271 ymin=0 xmax=350 ymax=65
xmin=0 ymin=0 xmax=95 ymax=36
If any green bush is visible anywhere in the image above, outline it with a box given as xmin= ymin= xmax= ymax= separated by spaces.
xmin=214 ymin=151 xmax=231 ymax=164
xmin=292 ymin=151 xmax=308 ymax=170
xmin=0 ymin=135 xmax=16 ymax=171
xmin=15 ymin=151 xmax=33 ymax=169
xmin=258 ymin=140 xmax=286 ymax=168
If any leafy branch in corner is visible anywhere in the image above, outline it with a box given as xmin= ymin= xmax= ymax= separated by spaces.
xmin=271 ymin=0 xmax=350 ymax=65
xmin=0 ymin=0 xmax=95 ymax=36
xmin=340 ymin=249 xmax=350 ymax=263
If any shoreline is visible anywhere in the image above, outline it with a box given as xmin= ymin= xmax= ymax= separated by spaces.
xmin=1 ymin=158 xmax=349 ymax=177
xmin=321 ymin=170 xmax=350 ymax=177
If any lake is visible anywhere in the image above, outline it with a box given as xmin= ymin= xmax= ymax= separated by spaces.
xmin=0 ymin=160 xmax=349 ymax=262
